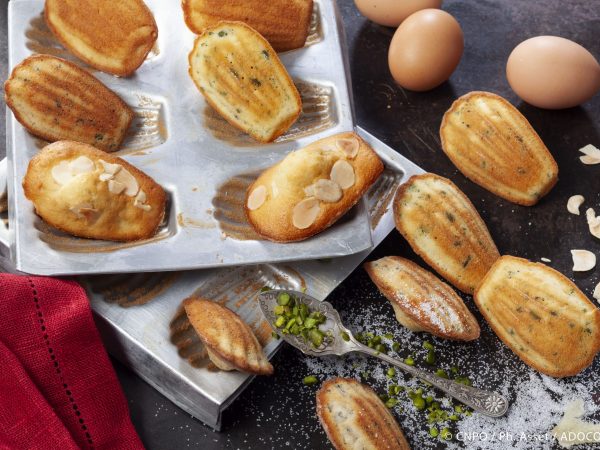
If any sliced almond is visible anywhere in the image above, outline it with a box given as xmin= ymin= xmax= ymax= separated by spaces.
xmin=108 ymin=179 xmax=126 ymax=194
xmin=51 ymin=160 xmax=73 ymax=185
xmin=540 ymin=257 xmax=551 ymax=263
xmin=567 ymin=195 xmax=585 ymax=215
xmin=247 ymin=185 xmax=267 ymax=210
xmin=579 ymin=144 xmax=600 ymax=165
xmin=586 ymin=208 xmax=600 ymax=239
xmin=594 ymin=282 xmax=600 ymax=302
xmin=336 ymin=137 xmax=359 ymax=158
xmin=69 ymin=202 xmax=98 ymax=221
xmin=330 ymin=160 xmax=355 ymax=190
xmin=98 ymin=159 xmax=122 ymax=175
xmin=133 ymin=189 xmax=151 ymax=211
xmin=69 ymin=156 xmax=95 ymax=174
xmin=306 ymin=179 xmax=342 ymax=203
xmin=571 ymin=249 xmax=596 ymax=272
xmin=113 ymin=167 xmax=139 ymax=196
xmin=292 ymin=197 xmax=320 ymax=229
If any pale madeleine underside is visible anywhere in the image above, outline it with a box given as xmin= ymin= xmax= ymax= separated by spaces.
xmin=183 ymin=297 xmax=273 ymax=375
xmin=393 ymin=173 xmax=500 ymax=294
xmin=188 ymin=21 xmax=301 ymax=143
xmin=23 ymin=141 xmax=166 ymax=242
xmin=45 ymin=0 xmax=158 ymax=76
xmin=440 ymin=91 xmax=558 ymax=206
xmin=182 ymin=0 xmax=313 ymax=52
xmin=4 ymin=54 xmax=133 ymax=152
xmin=364 ymin=256 xmax=480 ymax=341
xmin=475 ymin=255 xmax=600 ymax=377
xmin=316 ymin=378 xmax=411 ymax=450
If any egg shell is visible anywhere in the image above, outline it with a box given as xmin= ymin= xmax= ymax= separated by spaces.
xmin=388 ymin=9 xmax=463 ymax=92
xmin=354 ymin=0 xmax=443 ymax=27
xmin=506 ymin=36 xmax=600 ymax=110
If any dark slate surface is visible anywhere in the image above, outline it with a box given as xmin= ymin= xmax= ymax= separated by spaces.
xmin=2 ymin=1 xmax=600 ymax=449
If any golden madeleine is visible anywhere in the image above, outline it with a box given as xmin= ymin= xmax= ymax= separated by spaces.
xmin=393 ymin=173 xmax=500 ymax=294
xmin=440 ymin=91 xmax=558 ymax=206
xmin=188 ymin=21 xmax=301 ymax=143
xmin=23 ymin=141 xmax=165 ymax=241
xmin=5 ymin=55 xmax=133 ymax=152
xmin=183 ymin=297 xmax=273 ymax=375
xmin=475 ymin=255 xmax=600 ymax=377
xmin=245 ymin=132 xmax=383 ymax=242
xmin=182 ymin=0 xmax=313 ymax=52
xmin=365 ymin=256 xmax=480 ymax=341
xmin=45 ymin=0 xmax=158 ymax=76
xmin=317 ymin=378 xmax=411 ymax=450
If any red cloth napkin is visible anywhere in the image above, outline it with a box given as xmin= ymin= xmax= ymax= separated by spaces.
xmin=0 ymin=274 xmax=144 ymax=450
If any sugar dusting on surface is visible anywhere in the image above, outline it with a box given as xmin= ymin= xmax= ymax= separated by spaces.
xmin=285 ymin=272 xmax=600 ymax=450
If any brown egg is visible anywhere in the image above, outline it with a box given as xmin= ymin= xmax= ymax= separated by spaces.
xmin=506 ymin=36 xmax=600 ymax=109
xmin=354 ymin=0 xmax=443 ymax=27
xmin=388 ymin=9 xmax=463 ymax=92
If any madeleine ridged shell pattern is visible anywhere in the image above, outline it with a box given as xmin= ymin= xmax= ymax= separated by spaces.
xmin=5 ymin=54 xmax=133 ymax=152
xmin=440 ymin=91 xmax=558 ymax=206
xmin=316 ymin=378 xmax=411 ymax=450
xmin=183 ymin=297 xmax=273 ymax=375
xmin=475 ymin=255 xmax=600 ymax=377
xmin=365 ymin=256 xmax=480 ymax=341
xmin=393 ymin=173 xmax=500 ymax=294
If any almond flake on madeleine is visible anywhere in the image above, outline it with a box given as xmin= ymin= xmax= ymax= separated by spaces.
xmin=183 ymin=297 xmax=273 ymax=376
xmin=364 ymin=256 xmax=480 ymax=341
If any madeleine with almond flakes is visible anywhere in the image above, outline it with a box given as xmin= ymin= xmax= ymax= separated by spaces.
xmin=23 ymin=141 xmax=166 ymax=242
xmin=245 ymin=132 xmax=383 ymax=242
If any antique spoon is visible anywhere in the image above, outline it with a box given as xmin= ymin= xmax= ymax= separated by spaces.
xmin=258 ymin=289 xmax=509 ymax=417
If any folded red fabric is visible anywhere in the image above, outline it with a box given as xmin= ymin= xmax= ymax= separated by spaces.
xmin=0 ymin=274 xmax=144 ymax=450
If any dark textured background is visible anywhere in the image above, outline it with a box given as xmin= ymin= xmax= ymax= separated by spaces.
xmin=2 ymin=0 xmax=600 ymax=449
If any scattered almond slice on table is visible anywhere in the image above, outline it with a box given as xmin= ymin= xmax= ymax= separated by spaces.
xmin=567 ymin=195 xmax=585 ymax=215
xmin=571 ymin=250 xmax=596 ymax=272
xmin=593 ymin=283 xmax=600 ymax=302
xmin=578 ymin=144 xmax=600 ymax=165
xmin=552 ymin=398 xmax=600 ymax=448
xmin=586 ymin=208 xmax=600 ymax=239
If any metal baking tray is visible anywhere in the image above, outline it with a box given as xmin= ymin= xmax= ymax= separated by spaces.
xmin=6 ymin=0 xmax=372 ymax=276
xmin=0 ymin=127 xmax=425 ymax=429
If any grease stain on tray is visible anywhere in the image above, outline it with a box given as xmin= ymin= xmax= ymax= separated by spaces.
xmin=84 ymin=272 xmax=181 ymax=307
xmin=367 ymin=167 xmax=404 ymax=229
xmin=177 ymin=213 xmax=215 ymax=229
xmin=212 ymin=172 xmax=262 ymax=241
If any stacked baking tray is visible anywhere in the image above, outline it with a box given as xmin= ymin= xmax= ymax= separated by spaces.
xmin=4 ymin=0 xmax=424 ymax=428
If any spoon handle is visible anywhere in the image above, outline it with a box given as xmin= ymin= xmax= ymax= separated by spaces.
xmin=355 ymin=345 xmax=508 ymax=417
